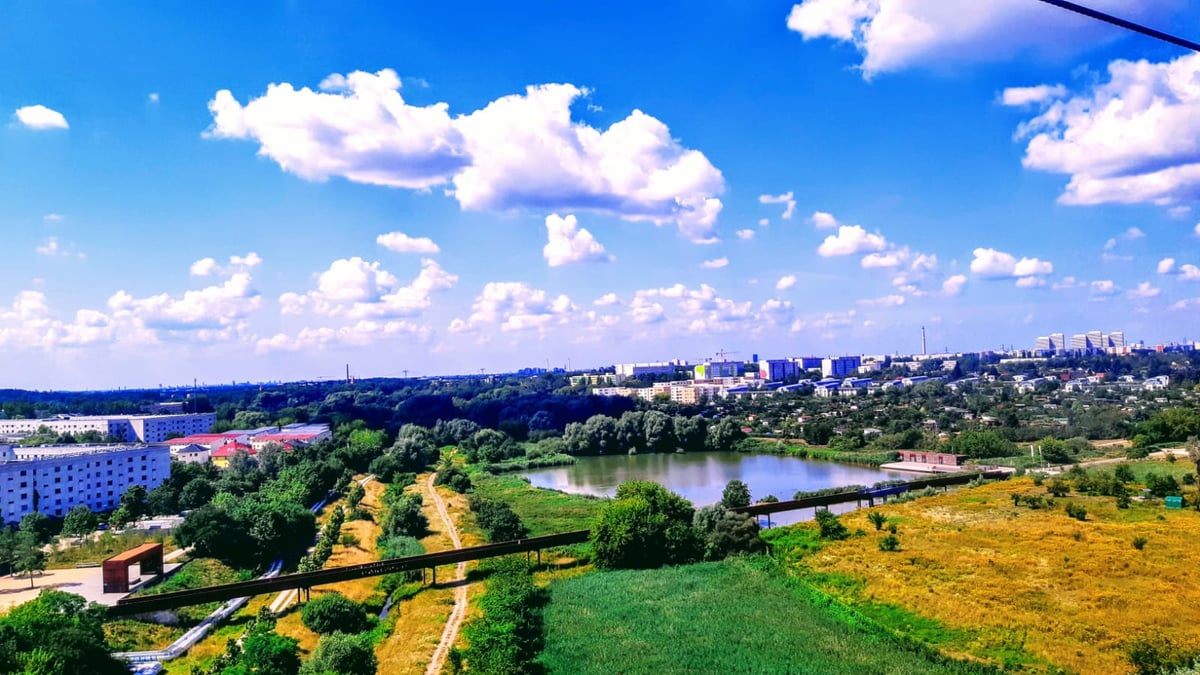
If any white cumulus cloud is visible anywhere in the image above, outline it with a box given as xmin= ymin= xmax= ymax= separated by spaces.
xmin=1128 ymin=281 xmax=1160 ymax=299
xmin=593 ymin=293 xmax=620 ymax=307
xmin=736 ymin=229 xmax=755 ymax=240
xmin=785 ymin=0 xmax=1181 ymax=78
xmin=970 ymin=248 xmax=1053 ymax=283
xmin=776 ymin=275 xmax=797 ymax=291
xmin=1017 ymin=52 xmax=1200 ymax=206
xmin=817 ymin=225 xmax=888 ymax=257
xmin=281 ymin=256 xmax=456 ymax=319
xmin=942 ymin=274 xmax=967 ymax=296
xmin=702 ymin=257 xmax=729 ymax=269
xmin=1157 ymin=258 xmax=1177 ymax=275
xmin=208 ymin=70 xmax=725 ymax=242
xmin=377 ymin=231 xmax=441 ymax=254
xmin=1090 ymin=280 xmax=1118 ymax=295
xmin=1001 ymin=84 xmax=1067 ymax=107
xmin=858 ymin=294 xmax=905 ymax=307
xmin=190 ymin=252 xmax=262 ymax=277
xmin=542 ymin=213 xmax=612 ymax=267
xmin=15 ymin=105 xmax=68 ymax=130
xmin=809 ymin=211 xmax=839 ymax=229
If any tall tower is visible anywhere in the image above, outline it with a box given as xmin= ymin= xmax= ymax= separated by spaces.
xmin=921 ymin=326 xmax=927 ymax=356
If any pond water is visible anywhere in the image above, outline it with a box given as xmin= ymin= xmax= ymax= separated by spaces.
xmin=523 ymin=452 xmax=913 ymax=525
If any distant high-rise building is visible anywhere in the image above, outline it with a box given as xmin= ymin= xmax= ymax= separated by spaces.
xmin=1071 ymin=333 xmax=1089 ymax=352
xmin=1050 ymin=333 xmax=1065 ymax=352
xmin=822 ymin=356 xmax=862 ymax=378
xmin=792 ymin=356 xmax=824 ymax=371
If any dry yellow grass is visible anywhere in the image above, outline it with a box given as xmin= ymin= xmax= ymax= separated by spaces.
xmin=162 ymin=594 xmax=274 ymax=674
xmin=275 ymin=477 xmax=388 ymax=655
xmin=799 ymin=475 xmax=1200 ymax=674
xmin=375 ymin=474 xmax=460 ymax=674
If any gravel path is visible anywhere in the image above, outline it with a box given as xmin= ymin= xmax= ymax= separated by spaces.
xmin=424 ymin=472 xmax=467 ymax=675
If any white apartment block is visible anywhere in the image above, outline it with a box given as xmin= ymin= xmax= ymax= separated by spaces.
xmin=614 ymin=362 xmax=676 ymax=383
xmin=0 ymin=444 xmax=171 ymax=524
xmin=0 ymin=413 xmax=215 ymax=443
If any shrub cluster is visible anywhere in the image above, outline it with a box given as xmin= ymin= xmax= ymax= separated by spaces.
xmin=434 ymin=466 xmax=473 ymax=493
xmin=298 ymin=505 xmax=345 ymax=573
xmin=468 ymin=495 xmax=529 ymax=542
xmin=301 ymin=592 xmax=372 ymax=635
xmin=458 ymin=558 xmax=545 ymax=675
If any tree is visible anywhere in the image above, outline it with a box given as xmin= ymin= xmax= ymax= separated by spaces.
xmin=119 ymin=484 xmax=149 ymax=521
xmin=590 ymin=481 xmax=702 ymax=569
xmin=0 ymin=591 xmax=127 ymax=675
xmin=301 ymin=593 xmax=371 ymax=635
xmin=108 ymin=505 xmax=133 ymax=530
xmin=468 ymin=495 xmax=528 ymax=543
xmin=720 ymin=480 xmax=752 ymax=509
xmin=61 ymin=505 xmax=97 ymax=541
xmin=13 ymin=525 xmax=45 ymax=588
xmin=174 ymin=505 xmax=255 ymax=568
xmin=867 ymin=510 xmax=888 ymax=531
xmin=346 ymin=482 xmax=366 ymax=510
xmin=300 ymin=632 xmax=377 ymax=675
xmin=1039 ymin=438 xmax=1074 ymax=465
xmin=379 ymin=490 xmax=428 ymax=539
xmin=240 ymin=630 xmax=301 ymax=675
xmin=693 ymin=505 xmax=763 ymax=560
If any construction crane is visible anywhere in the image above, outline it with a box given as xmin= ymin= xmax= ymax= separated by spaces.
xmin=715 ymin=349 xmax=740 ymax=362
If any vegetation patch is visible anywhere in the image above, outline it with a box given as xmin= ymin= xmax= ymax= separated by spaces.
xmin=791 ymin=472 xmax=1200 ymax=673
xmin=468 ymin=472 xmax=603 ymax=537
xmin=538 ymin=557 xmax=993 ymax=674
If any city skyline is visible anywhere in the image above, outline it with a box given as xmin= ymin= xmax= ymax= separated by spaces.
xmin=5 ymin=2 xmax=1200 ymax=389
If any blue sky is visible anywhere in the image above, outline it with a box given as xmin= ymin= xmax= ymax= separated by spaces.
xmin=4 ymin=0 xmax=1200 ymax=389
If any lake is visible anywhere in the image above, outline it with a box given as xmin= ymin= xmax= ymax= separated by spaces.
xmin=524 ymin=452 xmax=912 ymax=525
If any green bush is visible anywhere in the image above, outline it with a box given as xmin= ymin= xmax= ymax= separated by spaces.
xmin=1133 ymin=536 xmax=1148 ymax=551
xmin=468 ymin=495 xmax=529 ymax=543
xmin=878 ymin=534 xmax=901 ymax=552
xmin=434 ymin=466 xmax=473 ymax=493
xmin=814 ymin=508 xmax=849 ymax=540
xmin=591 ymin=481 xmax=701 ymax=569
xmin=301 ymin=593 xmax=372 ymax=635
xmin=867 ymin=510 xmax=888 ymax=531
xmin=1064 ymin=502 xmax=1087 ymax=521
xmin=301 ymin=631 xmax=377 ymax=675
xmin=461 ymin=558 xmax=545 ymax=675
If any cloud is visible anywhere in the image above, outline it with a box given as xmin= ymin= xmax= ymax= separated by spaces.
xmin=1169 ymin=206 xmax=1192 ymax=219
xmin=257 ymin=320 xmax=430 ymax=353
xmin=785 ymin=0 xmax=1180 ymax=78
xmin=1001 ymin=85 xmax=1067 ymax=107
xmin=42 ymin=213 xmax=62 ymax=223
xmin=108 ymin=273 xmax=261 ymax=336
xmin=0 ymin=292 xmax=117 ymax=350
xmin=942 ymin=274 xmax=967 ymax=296
xmin=1017 ymin=52 xmax=1200 ymax=206
xmin=377 ymin=231 xmax=441 ymax=254
xmin=857 ymin=294 xmax=906 ymax=307
xmin=758 ymin=218 xmax=769 ymax=227
xmin=1124 ymin=227 xmax=1146 ymax=240
xmin=759 ymin=191 xmax=796 ymax=220
xmin=809 ymin=211 xmax=839 ymax=229
xmin=1181 ymin=264 xmax=1200 ymax=281
xmin=1090 ymin=280 xmax=1118 ymax=296
xmin=208 ymin=69 xmax=725 ymax=241
xmin=1052 ymin=276 xmax=1083 ymax=290
xmin=14 ymin=105 xmax=68 ymax=130
xmin=736 ymin=229 xmax=755 ymax=240
xmin=1128 ymin=281 xmax=1160 ymax=299
xmin=776 ymin=275 xmax=797 ymax=291
xmin=593 ymin=293 xmax=620 ymax=307
xmin=542 ymin=213 xmax=612 ymax=267
xmin=189 ymin=252 xmax=262 ymax=277
xmin=1171 ymin=298 xmax=1200 ymax=311
xmin=1158 ymin=258 xmax=1176 ymax=275
xmin=282 ymin=256 xmax=457 ymax=319
xmin=36 ymin=237 xmax=63 ymax=257
xmin=1196 ymin=222 xmax=1200 ymax=237
xmin=970 ymin=248 xmax=1053 ymax=283
xmin=462 ymin=282 xmax=577 ymax=333
xmin=817 ymin=225 xmax=887 ymax=257
xmin=702 ymin=257 xmax=729 ymax=269
xmin=861 ymin=247 xmax=909 ymax=268
xmin=760 ymin=299 xmax=794 ymax=325
xmin=1015 ymin=276 xmax=1046 ymax=289
xmin=148 ymin=93 xmax=160 ymax=103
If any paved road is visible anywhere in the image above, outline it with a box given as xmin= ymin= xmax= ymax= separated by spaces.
xmin=425 ymin=472 xmax=467 ymax=675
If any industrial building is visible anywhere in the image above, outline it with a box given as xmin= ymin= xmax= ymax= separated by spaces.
xmin=822 ymin=356 xmax=862 ymax=378
xmin=613 ymin=362 xmax=677 ymax=383
xmin=0 ymin=443 xmax=171 ymax=524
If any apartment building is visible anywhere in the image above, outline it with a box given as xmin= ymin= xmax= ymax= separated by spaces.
xmin=0 ymin=444 xmax=171 ymax=524
xmin=0 ymin=413 xmax=215 ymax=443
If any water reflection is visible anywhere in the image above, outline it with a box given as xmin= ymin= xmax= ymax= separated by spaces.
xmin=524 ymin=452 xmax=912 ymax=526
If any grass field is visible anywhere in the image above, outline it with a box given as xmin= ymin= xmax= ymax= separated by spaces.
xmin=539 ymin=557 xmax=991 ymax=675
xmin=781 ymin=464 xmax=1200 ymax=674
xmin=468 ymin=472 xmax=603 ymax=536
xmin=47 ymin=531 xmax=174 ymax=569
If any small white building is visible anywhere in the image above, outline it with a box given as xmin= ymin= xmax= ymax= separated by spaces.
xmin=0 ymin=444 xmax=171 ymax=524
